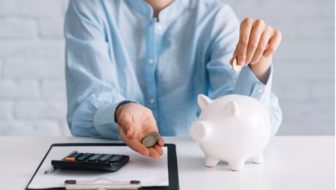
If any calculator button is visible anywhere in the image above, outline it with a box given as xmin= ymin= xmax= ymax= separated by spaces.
xmin=64 ymin=157 xmax=76 ymax=161
xmin=98 ymin=154 xmax=112 ymax=162
xmin=109 ymin=155 xmax=122 ymax=163
xmin=88 ymin=154 xmax=103 ymax=161
xmin=71 ymin=153 xmax=83 ymax=159
xmin=52 ymin=152 xmax=129 ymax=172
xmin=73 ymin=153 xmax=83 ymax=158
xmin=67 ymin=151 xmax=79 ymax=158
xmin=77 ymin=153 xmax=93 ymax=161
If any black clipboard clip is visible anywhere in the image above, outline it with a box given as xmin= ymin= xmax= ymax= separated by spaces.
xmin=64 ymin=178 xmax=141 ymax=190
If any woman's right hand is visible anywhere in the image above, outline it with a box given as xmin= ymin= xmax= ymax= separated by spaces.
xmin=115 ymin=102 xmax=164 ymax=159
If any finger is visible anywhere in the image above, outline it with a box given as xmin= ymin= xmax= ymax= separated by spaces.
xmin=118 ymin=113 xmax=135 ymax=138
xmin=127 ymin=125 xmax=134 ymax=138
xmin=157 ymin=137 xmax=165 ymax=147
xmin=119 ymin=126 xmax=150 ymax=156
xmin=229 ymin=51 xmax=237 ymax=65
xmin=128 ymin=120 xmax=141 ymax=139
xmin=149 ymin=147 xmax=160 ymax=159
xmin=141 ymin=113 xmax=160 ymax=139
xmin=251 ymin=26 xmax=274 ymax=65
xmin=246 ymin=19 xmax=266 ymax=65
xmin=237 ymin=18 xmax=254 ymax=65
xmin=153 ymin=144 xmax=163 ymax=155
xmin=263 ymin=30 xmax=282 ymax=58
xmin=130 ymin=141 xmax=150 ymax=157
xmin=142 ymin=110 xmax=157 ymax=129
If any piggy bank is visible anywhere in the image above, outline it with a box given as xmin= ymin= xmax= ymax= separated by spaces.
xmin=191 ymin=94 xmax=271 ymax=171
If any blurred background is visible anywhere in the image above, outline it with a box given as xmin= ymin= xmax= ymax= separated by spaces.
xmin=0 ymin=0 xmax=334 ymax=136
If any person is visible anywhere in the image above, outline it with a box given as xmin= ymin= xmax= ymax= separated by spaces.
xmin=64 ymin=0 xmax=282 ymax=159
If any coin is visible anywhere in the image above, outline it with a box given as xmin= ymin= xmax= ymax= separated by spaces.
xmin=232 ymin=58 xmax=242 ymax=72
xmin=142 ymin=132 xmax=159 ymax=148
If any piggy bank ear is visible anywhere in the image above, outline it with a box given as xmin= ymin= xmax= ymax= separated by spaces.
xmin=224 ymin=101 xmax=240 ymax=117
xmin=198 ymin=94 xmax=213 ymax=110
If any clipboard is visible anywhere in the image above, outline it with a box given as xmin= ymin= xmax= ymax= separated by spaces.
xmin=26 ymin=143 xmax=179 ymax=190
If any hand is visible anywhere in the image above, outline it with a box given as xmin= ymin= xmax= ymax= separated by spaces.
xmin=230 ymin=18 xmax=282 ymax=83
xmin=115 ymin=103 xmax=164 ymax=159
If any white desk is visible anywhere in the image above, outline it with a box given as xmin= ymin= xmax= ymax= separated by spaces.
xmin=0 ymin=136 xmax=334 ymax=190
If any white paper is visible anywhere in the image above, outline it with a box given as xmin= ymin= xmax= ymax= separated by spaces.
xmin=28 ymin=146 xmax=168 ymax=188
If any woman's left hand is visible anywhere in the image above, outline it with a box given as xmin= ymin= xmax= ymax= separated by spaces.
xmin=230 ymin=18 xmax=282 ymax=83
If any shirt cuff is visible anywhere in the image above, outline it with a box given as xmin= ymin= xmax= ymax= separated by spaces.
xmin=93 ymin=100 xmax=125 ymax=139
xmin=233 ymin=65 xmax=273 ymax=106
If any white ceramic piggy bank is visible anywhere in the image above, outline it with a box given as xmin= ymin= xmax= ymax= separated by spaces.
xmin=191 ymin=94 xmax=271 ymax=171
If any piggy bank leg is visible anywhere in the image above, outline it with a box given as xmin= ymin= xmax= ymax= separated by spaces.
xmin=229 ymin=159 xmax=245 ymax=171
xmin=250 ymin=154 xmax=263 ymax=164
xmin=205 ymin=157 xmax=220 ymax=167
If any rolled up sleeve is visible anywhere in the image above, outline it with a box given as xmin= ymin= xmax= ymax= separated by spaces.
xmin=206 ymin=4 xmax=282 ymax=135
xmin=65 ymin=0 xmax=125 ymax=139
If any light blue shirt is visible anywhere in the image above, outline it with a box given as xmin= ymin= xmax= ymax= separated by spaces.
xmin=64 ymin=0 xmax=282 ymax=139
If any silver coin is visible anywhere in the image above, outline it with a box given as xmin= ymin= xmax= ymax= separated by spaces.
xmin=142 ymin=132 xmax=159 ymax=148
xmin=232 ymin=58 xmax=242 ymax=72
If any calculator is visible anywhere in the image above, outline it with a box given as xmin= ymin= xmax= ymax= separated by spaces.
xmin=51 ymin=151 xmax=129 ymax=172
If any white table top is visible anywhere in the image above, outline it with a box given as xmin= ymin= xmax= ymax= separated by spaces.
xmin=0 ymin=136 xmax=334 ymax=190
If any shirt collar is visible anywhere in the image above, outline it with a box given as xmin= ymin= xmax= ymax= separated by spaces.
xmin=126 ymin=0 xmax=152 ymax=19
xmin=126 ymin=0 xmax=187 ymax=23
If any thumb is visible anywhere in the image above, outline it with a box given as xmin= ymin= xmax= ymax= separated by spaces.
xmin=230 ymin=52 xmax=237 ymax=65
xmin=141 ymin=115 xmax=159 ymax=138
xmin=118 ymin=113 xmax=135 ymax=138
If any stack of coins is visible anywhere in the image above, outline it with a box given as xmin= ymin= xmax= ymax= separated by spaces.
xmin=232 ymin=58 xmax=242 ymax=72
xmin=142 ymin=132 xmax=159 ymax=148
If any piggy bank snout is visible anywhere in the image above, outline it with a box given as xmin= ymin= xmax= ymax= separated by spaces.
xmin=191 ymin=121 xmax=210 ymax=142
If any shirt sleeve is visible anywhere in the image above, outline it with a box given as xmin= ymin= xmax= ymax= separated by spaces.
xmin=64 ymin=1 xmax=125 ymax=139
xmin=206 ymin=4 xmax=282 ymax=135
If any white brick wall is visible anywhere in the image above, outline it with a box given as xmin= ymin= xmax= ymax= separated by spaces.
xmin=4 ymin=58 xmax=64 ymax=78
xmin=0 ymin=18 xmax=38 ymax=38
xmin=225 ymin=0 xmax=334 ymax=135
xmin=0 ymin=0 xmax=69 ymax=136
xmin=0 ymin=80 xmax=40 ymax=99
xmin=0 ymin=0 xmax=334 ymax=136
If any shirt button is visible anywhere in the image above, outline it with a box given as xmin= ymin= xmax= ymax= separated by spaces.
xmin=148 ymin=59 xmax=154 ymax=64
xmin=156 ymin=24 xmax=162 ymax=31
xmin=150 ymin=99 xmax=155 ymax=104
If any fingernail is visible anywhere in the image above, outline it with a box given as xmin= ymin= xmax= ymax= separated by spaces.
xmin=238 ymin=59 xmax=245 ymax=65
xmin=230 ymin=57 xmax=235 ymax=64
